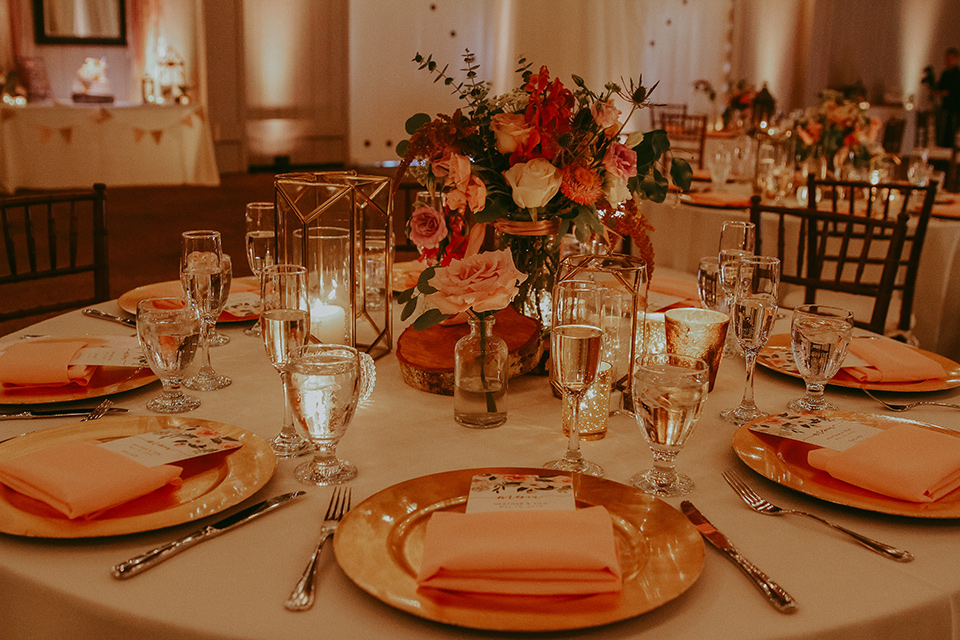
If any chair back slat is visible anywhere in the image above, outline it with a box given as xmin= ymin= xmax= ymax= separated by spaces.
xmin=0 ymin=184 xmax=109 ymax=321
xmin=751 ymin=195 xmax=910 ymax=335
xmin=807 ymin=174 xmax=936 ymax=334
xmin=657 ymin=112 xmax=708 ymax=169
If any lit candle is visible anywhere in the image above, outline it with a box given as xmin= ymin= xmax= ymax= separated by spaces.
xmin=310 ymin=302 xmax=347 ymax=344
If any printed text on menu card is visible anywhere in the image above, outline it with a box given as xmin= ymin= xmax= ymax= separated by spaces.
xmin=466 ymin=473 xmax=575 ymax=513
xmin=749 ymin=413 xmax=883 ymax=451
xmin=97 ymin=425 xmax=242 ymax=467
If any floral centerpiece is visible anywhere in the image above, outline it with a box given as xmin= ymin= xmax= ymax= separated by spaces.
xmin=795 ymin=90 xmax=881 ymax=170
xmin=393 ymin=51 xmax=692 ymax=327
xmin=722 ymin=80 xmax=757 ymax=129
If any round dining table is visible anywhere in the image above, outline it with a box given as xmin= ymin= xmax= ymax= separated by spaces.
xmin=1 ymin=299 xmax=959 ymax=640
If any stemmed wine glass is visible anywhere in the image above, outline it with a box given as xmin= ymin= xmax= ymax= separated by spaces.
xmin=181 ymin=230 xmax=232 ymax=390
xmin=244 ymin=202 xmax=277 ymax=337
xmin=286 ymin=344 xmax=365 ymax=485
xmin=210 ymin=254 xmax=232 ymax=347
xmin=788 ymin=304 xmax=854 ymax=411
xmin=696 ymin=256 xmax=722 ymax=312
xmin=718 ymin=221 xmax=755 ymax=355
xmin=631 ymin=353 xmax=709 ymax=496
xmin=721 ymin=255 xmax=781 ymax=425
xmin=261 ymin=264 xmax=312 ymax=458
xmin=137 ymin=297 xmax=202 ymax=413
xmin=544 ymin=280 xmax=604 ymax=477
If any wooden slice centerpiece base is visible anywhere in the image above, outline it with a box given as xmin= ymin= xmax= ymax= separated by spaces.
xmin=396 ymin=306 xmax=543 ymax=395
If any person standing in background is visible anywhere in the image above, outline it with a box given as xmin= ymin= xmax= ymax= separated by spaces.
xmin=936 ymin=48 xmax=960 ymax=147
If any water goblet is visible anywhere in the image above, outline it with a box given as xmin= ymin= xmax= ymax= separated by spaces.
xmin=286 ymin=344 xmax=364 ymax=485
xmin=631 ymin=353 xmax=709 ymax=497
xmin=708 ymin=146 xmax=733 ymax=192
xmin=788 ymin=304 xmax=854 ymax=411
xmin=181 ymin=230 xmax=232 ymax=390
xmin=544 ymin=280 xmax=604 ymax=477
xmin=721 ymin=255 xmax=781 ymax=425
xmin=210 ymin=254 xmax=232 ymax=347
xmin=137 ymin=297 xmax=202 ymax=413
xmin=244 ymin=202 xmax=277 ymax=337
xmin=261 ymin=264 xmax=312 ymax=458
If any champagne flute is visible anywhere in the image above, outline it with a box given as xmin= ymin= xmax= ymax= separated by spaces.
xmin=180 ymin=230 xmax=231 ymax=390
xmin=544 ymin=280 xmax=604 ymax=477
xmin=631 ymin=353 xmax=709 ymax=496
xmin=210 ymin=254 xmax=232 ymax=347
xmin=721 ymin=255 xmax=781 ymax=425
xmin=261 ymin=264 xmax=312 ymax=458
xmin=244 ymin=202 xmax=277 ymax=337
xmin=788 ymin=304 xmax=854 ymax=411
xmin=137 ymin=297 xmax=202 ymax=413
xmin=287 ymin=344 xmax=364 ymax=485
xmin=718 ymin=221 xmax=755 ymax=356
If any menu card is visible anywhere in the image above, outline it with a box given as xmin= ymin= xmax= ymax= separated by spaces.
xmin=465 ymin=473 xmax=575 ymax=513
xmin=71 ymin=337 xmax=147 ymax=368
xmin=749 ymin=413 xmax=882 ymax=452
xmin=97 ymin=425 xmax=242 ymax=467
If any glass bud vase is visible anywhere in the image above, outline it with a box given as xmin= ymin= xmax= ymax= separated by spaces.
xmin=454 ymin=314 xmax=508 ymax=428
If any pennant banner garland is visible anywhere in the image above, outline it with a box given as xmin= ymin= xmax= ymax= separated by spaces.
xmin=2 ymin=105 xmax=205 ymax=145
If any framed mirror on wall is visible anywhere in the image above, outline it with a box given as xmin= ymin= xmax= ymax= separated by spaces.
xmin=33 ymin=0 xmax=127 ymax=46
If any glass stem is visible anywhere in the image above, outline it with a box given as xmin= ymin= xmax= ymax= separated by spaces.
xmin=740 ymin=349 xmax=759 ymax=409
xmin=311 ymin=442 xmax=338 ymax=469
xmin=806 ymin=382 xmax=826 ymax=406
xmin=279 ymin=370 xmax=298 ymax=440
xmin=563 ymin=390 xmax=586 ymax=463
xmin=162 ymin=379 xmax=183 ymax=400
xmin=198 ymin=319 xmax=214 ymax=372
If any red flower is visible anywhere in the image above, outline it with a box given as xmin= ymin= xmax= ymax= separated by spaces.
xmin=516 ymin=66 xmax=574 ymax=162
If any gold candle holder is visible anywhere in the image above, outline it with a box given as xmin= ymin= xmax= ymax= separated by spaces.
xmin=664 ymin=308 xmax=730 ymax=391
xmin=562 ymin=361 xmax=611 ymax=440
xmin=642 ymin=312 xmax=667 ymax=355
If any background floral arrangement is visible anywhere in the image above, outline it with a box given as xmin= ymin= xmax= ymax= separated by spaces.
xmin=795 ymin=89 xmax=881 ymax=168
xmin=722 ymin=79 xmax=757 ymax=127
xmin=393 ymin=50 xmax=692 ymax=327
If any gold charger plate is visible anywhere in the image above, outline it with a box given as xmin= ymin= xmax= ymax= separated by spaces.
xmin=0 ymin=416 xmax=276 ymax=537
xmin=333 ymin=467 xmax=704 ymax=632
xmin=118 ymin=277 xmax=260 ymax=322
xmin=733 ymin=411 xmax=960 ymax=518
xmin=757 ymin=334 xmax=960 ymax=392
xmin=0 ymin=336 xmax=157 ymax=406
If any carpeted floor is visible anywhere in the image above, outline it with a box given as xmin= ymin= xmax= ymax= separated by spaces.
xmin=1 ymin=172 xmax=279 ymax=337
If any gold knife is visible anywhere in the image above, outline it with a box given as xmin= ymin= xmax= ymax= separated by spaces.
xmin=681 ymin=501 xmax=798 ymax=613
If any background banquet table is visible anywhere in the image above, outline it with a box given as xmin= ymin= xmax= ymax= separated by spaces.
xmin=643 ymin=187 xmax=960 ymax=361
xmin=1 ymin=301 xmax=960 ymax=640
xmin=0 ymin=103 xmax=220 ymax=193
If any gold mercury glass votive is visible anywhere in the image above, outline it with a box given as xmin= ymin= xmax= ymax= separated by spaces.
xmin=562 ymin=361 xmax=612 ymax=440
xmin=664 ymin=308 xmax=730 ymax=391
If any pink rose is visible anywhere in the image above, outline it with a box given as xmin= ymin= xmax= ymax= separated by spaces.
xmin=591 ymin=99 xmax=621 ymax=130
xmin=602 ymin=142 xmax=637 ymax=182
xmin=503 ymin=159 xmax=562 ymax=209
xmin=426 ymin=249 xmax=528 ymax=315
xmin=445 ymin=174 xmax=487 ymax=213
xmin=433 ymin=152 xmax=472 ymax=191
xmin=408 ymin=205 xmax=447 ymax=250
xmin=490 ymin=113 xmax=534 ymax=154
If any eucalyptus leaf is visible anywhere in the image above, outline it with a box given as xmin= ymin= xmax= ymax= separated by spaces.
xmin=401 ymin=296 xmax=419 ymax=321
xmin=395 ymin=140 xmax=409 ymax=158
xmin=670 ymin=158 xmax=694 ymax=191
xmin=405 ymin=113 xmax=431 ymax=135
xmin=397 ymin=286 xmax=414 ymax=304
xmin=413 ymin=308 xmax=448 ymax=330
xmin=417 ymin=267 xmax=438 ymax=294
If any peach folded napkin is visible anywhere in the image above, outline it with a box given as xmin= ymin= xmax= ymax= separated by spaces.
xmin=0 ymin=441 xmax=183 ymax=519
xmin=416 ymin=507 xmax=622 ymax=596
xmin=650 ymin=275 xmax=701 ymax=303
xmin=684 ymin=192 xmax=751 ymax=208
xmin=841 ymin=338 xmax=946 ymax=383
xmin=808 ymin=424 xmax=960 ymax=502
xmin=0 ymin=341 xmax=95 ymax=388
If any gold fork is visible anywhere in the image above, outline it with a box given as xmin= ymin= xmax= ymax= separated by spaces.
xmin=285 ymin=487 xmax=352 ymax=611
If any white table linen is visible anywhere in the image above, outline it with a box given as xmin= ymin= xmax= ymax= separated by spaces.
xmin=0 ymin=103 xmax=220 ymax=193
xmin=0 ymin=301 xmax=959 ymax=640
